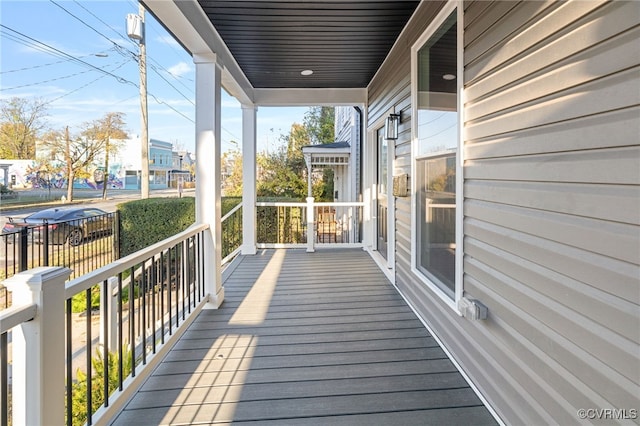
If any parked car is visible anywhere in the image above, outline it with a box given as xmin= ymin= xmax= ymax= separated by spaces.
xmin=1 ymin=207 xmax=113 ymax=246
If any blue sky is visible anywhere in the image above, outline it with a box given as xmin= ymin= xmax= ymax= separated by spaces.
xmin=0 ymin=0 xmax=309 ymax=154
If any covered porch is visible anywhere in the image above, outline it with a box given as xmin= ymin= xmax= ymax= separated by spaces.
xmin=112 ymin=248 xmax=495 ymax=425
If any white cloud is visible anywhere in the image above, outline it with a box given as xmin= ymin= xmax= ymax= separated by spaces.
xmin=167 ymin=62 xmax=192 ymax=77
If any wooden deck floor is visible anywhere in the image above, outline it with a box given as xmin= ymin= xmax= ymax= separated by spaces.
xmin=111 ymin=249 xmax=497 ymax=425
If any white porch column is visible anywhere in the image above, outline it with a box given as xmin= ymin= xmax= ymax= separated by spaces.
xmin=4 ymin=266 xmax=71 ymax=426
xmin=241 ymin=104 xmax=257 ymax=255
xmin=194 ymin=52 xmax=223 ymax=308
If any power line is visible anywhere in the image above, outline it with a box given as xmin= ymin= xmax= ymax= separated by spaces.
xmin=3 ymin=68 xmax=95 ymax=91
xmin=0 ymin=53 xmax=107 ymax=74
xmin=1 ymin=25 xmax=131 ymax=83
xmin=72 ymin=0 xmax=139 ymax=50
xmin=0 ymin=30 xmax=74 ymax=63
xmin=147 ymin=62 xmax=194 ymax=105
xmin=1 ymin=20 xmax=194 ymax=124
xmin=49 ymin=0 xmax=138 ymax=57
xmin=46 ymin=61 xmax=130 ymax=105
xmin=47 ymin=73 xmax=109 ymax=105
xmin=50 ymin=0 xmax=194 ymax=103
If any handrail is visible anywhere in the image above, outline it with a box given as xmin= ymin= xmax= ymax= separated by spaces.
xmin=257 ymin=201 xmax=306 ymax=207
xmin=221 ymin=202 xmax=242 ymax=222
xmin=313 ymin=201 xmax=365 ymax=206
xmin=257 ymin=201 xmax=365 ymax=207
xmin=65 ymin=223 xmax=208 ymax=298
xmin=0 ymin=303 xmax=37 ymax=334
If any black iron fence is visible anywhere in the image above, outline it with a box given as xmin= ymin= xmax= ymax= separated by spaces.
xmin=1 ymin=211 xmax=120 ymax=284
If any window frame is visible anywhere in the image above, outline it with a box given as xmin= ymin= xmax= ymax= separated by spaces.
xmin=410 ymin=1 xmax=464 ymax=313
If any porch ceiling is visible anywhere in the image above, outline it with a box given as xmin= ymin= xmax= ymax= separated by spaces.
xmin=195 ymin=1 xmax=420 ymax=89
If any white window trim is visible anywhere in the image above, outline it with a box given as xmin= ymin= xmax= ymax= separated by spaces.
xmin=410 ymin=1 xmax=463 ymax=314
xmin=364 ymin=109 xmax=395 ymax=284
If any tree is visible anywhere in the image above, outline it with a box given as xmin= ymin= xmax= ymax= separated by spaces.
xmin=255 ymin=107 xmax=335 ymax=201
xmin=42 ymin=124 xmax=106 ymax=202
xmin=303 ymin=106 xmax=336 ymax=200
xmin=83 ymin=113 xmax=128 ymax=199
xmin=303 ymin=106 xmax=334 ymax=145
xmin=0 ymin=97 xmax=49 ymax=159
xmin=221 ymin=148 xmax=243 ymax=196
xmin=285 ymin=123 xmax=310 ymax=173
xmin=257 ymin=145 xmax=307 ymax=199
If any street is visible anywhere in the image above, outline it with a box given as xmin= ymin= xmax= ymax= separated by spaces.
xmin=1 ymin=188 xmax=172 ymax=222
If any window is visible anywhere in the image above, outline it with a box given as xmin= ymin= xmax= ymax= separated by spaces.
xmin=412 ymin=5 xmax=460 ymax=304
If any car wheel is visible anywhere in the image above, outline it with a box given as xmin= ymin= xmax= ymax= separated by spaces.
xmin=67 ymin=228 xmax=84 ymax=246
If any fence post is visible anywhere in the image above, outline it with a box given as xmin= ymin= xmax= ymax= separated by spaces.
xmin=100 ymin=276 xmax=118 ymax=350
xmin=4 ymin=266 xmax=71 ymax=426
xmin=42 ymin=220 xmax=49 ymax=266
xmin=113 ymin=211 xmax=121 ymax=260
xmin=306 ymin=197 xmax=315 ymax=253
xmin=19 ymin=227 xmax=28 ymax=272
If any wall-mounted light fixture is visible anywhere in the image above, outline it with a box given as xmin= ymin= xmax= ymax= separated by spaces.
xmin=385 ymin=112 xmax=401 ymax=140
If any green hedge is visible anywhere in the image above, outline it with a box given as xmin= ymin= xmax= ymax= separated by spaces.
xmin=118 ymin=197 xmax=195 ymax=257
xmin=221 ymin=196 xmax=242 ymax=216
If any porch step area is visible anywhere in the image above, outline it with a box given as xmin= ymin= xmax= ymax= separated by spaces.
xmin=111 ymin=248 xmax=496 ymax=425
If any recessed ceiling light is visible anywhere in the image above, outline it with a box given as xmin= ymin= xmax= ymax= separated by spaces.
xmin=442 ymin=74 xmax=456 ymax=81
xmin=301 ymin=69 xmax=314 ymax=76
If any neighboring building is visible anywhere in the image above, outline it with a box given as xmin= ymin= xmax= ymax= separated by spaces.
xmin=170 ymin=150 xmax=194 ymax=187
xmin=0 ymin=160 xmax=37 ymax=189
xmin=148 ymin=139 xmax=173 ymax=189
xmin=1 ymin=138 xmax=193 ymax=192
xmin=334 ymin=106 xmax=362 ymax=202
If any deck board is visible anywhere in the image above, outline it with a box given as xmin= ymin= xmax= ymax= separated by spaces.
xmin=111 ymin=248 xmax=496 ymax=425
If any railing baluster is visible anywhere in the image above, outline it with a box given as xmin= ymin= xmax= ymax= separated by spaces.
xmin=167 ymin=248 xmax=173 ymax=335
xmin=129 ymin=266 xmax=136 ymax=378
xmin=141 ymin=260 xmax=147 ymax=366
xmin=160 ymin=251 xmax=165 ymax=345
xmin=180 ymin=242 xmax=185 ymax=321
xmin=117 ymin=272 xmax=123 ymax=391
xmin=85 ymin=288 xmax=93 ymax=426
xmin=102 ymin=278 xmax=110 ymax=408
xmin=66 ymin=298 xmax=72 ymax=426
xmin=174 ymin=245 xmax=180 ymax=329
xmin=151 ymin=255 xmax=156 ymax=354
xmin=1 ymin=332 xmax=8 ymax=426
xmin=187 ymin=238 xmax=191 ymax=312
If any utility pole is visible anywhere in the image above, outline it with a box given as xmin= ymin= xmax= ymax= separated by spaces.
xmin=138 ymin=3 xmax=149 ymax=199
xmin=127 ymin=4 xmax=149 ymax=199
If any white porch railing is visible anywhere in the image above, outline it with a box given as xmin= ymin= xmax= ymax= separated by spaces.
xmin=0 ymin=223 xmax=210 ymax=426
xmin=256 ymin=199 xmax=364 ymax=252
xmin=221 ymin=202 xmax=242 ymax=264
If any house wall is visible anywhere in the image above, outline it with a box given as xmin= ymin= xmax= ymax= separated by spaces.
xmin=367 ymin=1 xmax=640 ymax=424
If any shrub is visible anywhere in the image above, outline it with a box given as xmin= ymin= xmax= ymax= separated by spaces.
xmin=69 ymin=348 xmax=133 ymax=426
xmin=118 ymin=197 xmax=195 ymax=257
xmin=221 ymin=196 xmax=241 ymax=216
xmin=0 ymin=184 xmax=17 ymax=199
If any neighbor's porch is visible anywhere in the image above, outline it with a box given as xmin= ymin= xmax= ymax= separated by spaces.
xmin=111 ymin=248 xmax=496 ymax=425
